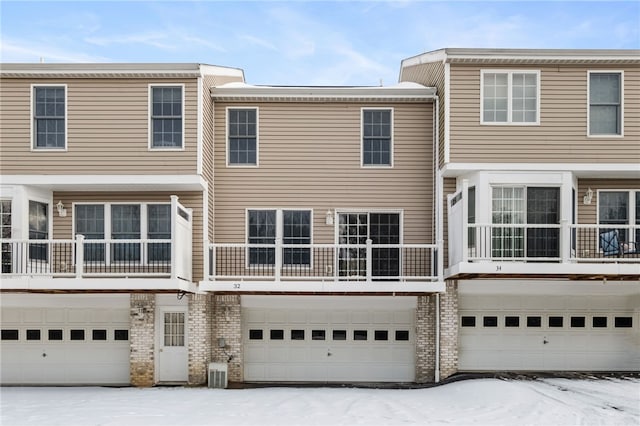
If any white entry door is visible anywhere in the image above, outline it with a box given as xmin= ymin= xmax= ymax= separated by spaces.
xmin=157 ymin=308 xmax=188 ymax=382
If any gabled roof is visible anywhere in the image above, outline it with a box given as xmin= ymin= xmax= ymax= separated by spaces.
xmin=211 ymin=81 xmax=436 ymax=102
xmin=401 ymin=48 xmax=640 ymax=68
xmin=0 ymin=63 xmax=245 ymax=79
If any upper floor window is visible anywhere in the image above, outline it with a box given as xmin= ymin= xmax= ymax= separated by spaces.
xmin=362 ymin=109 xmax=392 ymax=167
xmin=150 ymin=85 xmax=183 ymax=149
xmin=228 ymin=108 xmax=258 ymax=166
xmin=481 ymin=71 xmax=539 ymax=125
xmin=588 ymin=72 xmax=622 ymax=136
xmin=33 ymin=85 xmax=66 ymax=150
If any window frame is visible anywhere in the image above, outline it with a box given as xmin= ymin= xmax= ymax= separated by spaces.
xmin=148 ymin=84 xmax=185 ymax=151
xmin=28 ymin=200 xmax=50 ymax=263
xmin=245 ymin=208 xmax=314 ymax=268
xmin=587 ymin=70 xmax=624 ymax=138
xmin=31 ymin=84 xmax=68 ymax=151
xmin=596 ymin=189 xmax=639 ymax=249
xmin=361 ymin=107 xmax=394 ymax=168
xmin=73 ymin=202 xmax=171 ymax=265
xmin=226 ymin=106 xmax=259 ymax=167
xmin=480 ymin=70 xmax=540 ymax=126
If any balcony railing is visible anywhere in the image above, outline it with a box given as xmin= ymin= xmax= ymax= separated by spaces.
xmin=462 ymin=223 xmax=638 ymax=263
xmin=208 ymin=240 xmax=439 ymax=282
xmin=1 ymin=196 xmax=194 ymax=281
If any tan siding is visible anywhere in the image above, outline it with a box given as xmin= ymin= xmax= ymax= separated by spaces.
xmin=448 ymin=64 xmax=640 ymax=163
xmin=401 ymin=62 xmax=445 ymax=168
xmin=578 ymin=179 xmax=640 ymax=224
xmin=214 ymin=102 xmax=435 ymax=245
xmin=52 ymin=191 xmax=204 ymax=282
xmin=0 ymin=78 xmax=199 ymax=174
xmin=202 ymin=74 xmax=244 ymax=243
xmin=442 ymin=178 xmax=457 ymax=270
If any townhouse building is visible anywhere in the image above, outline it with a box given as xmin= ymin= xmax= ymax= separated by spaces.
xmin=0 ymin=63 xmax=244 ymax=386
xmin=1 ymin=48 xmax=638 ymax=387
xmin=400 ymin=48 xmax=640 ymax=373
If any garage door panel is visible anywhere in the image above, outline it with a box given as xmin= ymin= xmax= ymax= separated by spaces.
xmin=244 ymin=306 xmax=416 ymax=382
xmin=267 ymin=311 xmax=286 ymax=323
xmin=459 ymin=293 xmax=639 ymax=372
xmin=44 ymin=309 xmax=65 ymax=323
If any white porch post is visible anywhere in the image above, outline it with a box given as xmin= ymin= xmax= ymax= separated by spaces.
xmin=170 ymin=195 xmax=178 ymax=280
xmin=275 ymin=210 xmax=282 ymax=282
xmin=75 ymin=234 xmax=84 ymax=278
xmin=366 ymin=238 xmax=373 ymax=282
xmin=461 ymin=179 xmax=469 ymax=263
xmin=561 ymin=219 xmax=570 ymax=263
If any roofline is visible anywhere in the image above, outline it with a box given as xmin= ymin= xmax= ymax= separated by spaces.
xmin=0 ymin=63 xmax=245 ymax=79
xmin=211 ymin=84 xmax=436 ymax=101
xmin=401 ymin=48 xmax=640 ymax=68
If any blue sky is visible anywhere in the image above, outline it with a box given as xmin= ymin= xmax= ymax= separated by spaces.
xmin=1 ymin=1 xmax=639 ymax=85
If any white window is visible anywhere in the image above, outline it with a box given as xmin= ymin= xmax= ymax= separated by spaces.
xmin=481 ymin=70 xmax=539 ymax=125
xmin=588 ymin=72 xmax=623 ymax=136
xmin=28 ymin=201 xmax=49 ymax=262
xmin=362 ymin=108 xmax=393 ymax=167
xmin=150 ymin=85 xmax=184 ymax=149
xmin=247 ymin=209 xmax=311 ymax=266
xmin=228 ymin=108 xmax=258 ymax=166
xmin=32 ymin=85 xmax=66 ymax=150
xmin=74 ymin=203 xmax=171 ymax=263
xmin=1 ymin=200 xmax=12 ymax=273
xmin=598 ymin=190 xmax=639 ymax=253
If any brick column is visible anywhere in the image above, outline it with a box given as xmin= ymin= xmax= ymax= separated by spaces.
xmin=130 ymin=293 xmax=155 ymax=387
xmin=212 ymin=294 xmax=243 ymax=383
xmin=415 ymin=295 xmax=436 ymax=383
xmin=188 ymin=293 xmax=212 ymax=385
xmin=439 ymin=280 xmax=459 ymax=379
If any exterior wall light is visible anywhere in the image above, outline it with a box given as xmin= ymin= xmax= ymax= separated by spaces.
xmin=56 ymin=200 xmax=67 ymax=217
xmin=583 ymin=188 xmax=594 ymax=205
xmin=325 ymin=209 xmax=334 ymax=225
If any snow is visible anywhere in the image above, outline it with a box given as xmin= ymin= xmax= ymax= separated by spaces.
xmin=1 ymin=378 xmax=638 ymax=426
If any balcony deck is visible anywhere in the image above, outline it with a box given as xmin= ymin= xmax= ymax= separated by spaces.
xmin=201 ymin=242 xmax=445 ymax=294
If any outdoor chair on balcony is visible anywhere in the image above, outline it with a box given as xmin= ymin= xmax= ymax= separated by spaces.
xmin=599 ymin=230 xmax=637 ymax=258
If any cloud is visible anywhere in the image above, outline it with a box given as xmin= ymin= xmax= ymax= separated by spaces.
xmin=85 ymin=32 xmax=175 ymax=50
xmin=239 ymin=34 xmax=278 ymax=51
xmin=0 ymin=38 xmax=108 ymax=63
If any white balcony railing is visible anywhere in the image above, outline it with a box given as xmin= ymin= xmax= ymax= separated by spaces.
xmin=207 ymin=240 xmax=439 ymax=282
xmin=461 ymin=223 xmax=639 ymax=263
xmin=0 ymin=196 xmax=194 ymax=281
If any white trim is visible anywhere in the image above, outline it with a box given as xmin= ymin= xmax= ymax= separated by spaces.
xmin=148 ymin=83 xmax=186 ymax=151
xmin=444 ymin=63 xmax=450 ymax=165
xmin=240 ymin=295 xmax=418 ymax=310
xmin=200 ymin=280 xmax=445 ymax=294
xmin=587 ymin=70 xmax=624 ymax=138
xmin=0 ymin=277 xmax=196 ymax=292
xmin=596 ymin=189 xmax=639 ymax=243
xmin=446 ymin=261 xmax=640 ymax=280
xmin=30 ymin=84 xmax=68 ymax=152
xmin=333 ymin=209 xmax=405 ymax=245
xmin=202 ymin=184 xmax=209 ymax=283
xmin=479 ymin=70 xmax=540 ymax=126
xmin=441 ymin=163 xmax=640 ymax=178
xmin=226 ymin=106 xmax=259 ymax=167
xmin=1 ymin=175 xmax=207 ymax=191
xmin=360 ymin=107 xmax=394 ymax=168
xmin=196 ymin=76 xmax=203 ymax=175
xmin=457 ymin=279 xmax=640 ymax=296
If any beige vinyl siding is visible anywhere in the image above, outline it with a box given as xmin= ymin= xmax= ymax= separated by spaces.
xmin=52 ymin=191 xmax=204 ymax=282
xmin=202 ymin=75 xmax=244 ymax=243
xmin=0 ymin=78 xmax=199 ymax=174
xmin=401 ymin=62 xmax=446 ymax=169
xmin=448 ymin=64 xmax=640 ymax=163
xmin=213 ymin=102 xmax=435 ymax=245
xmin=577 ymin=179 xmax=640 ymax=224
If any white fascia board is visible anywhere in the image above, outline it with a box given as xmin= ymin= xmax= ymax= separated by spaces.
xmin=0 ymin=174 xmax=207 ymax=191
xmin=240 ymin=295 xmax=418 ymax=310
xmin=0 ymin=293 xmax=130 ymax=308
xmin=199 ymin=65 xmax=244 ymax=80
xmin=211 ymin=84 xmax=436 ymax=100
xmin=441 ymin=163 xmax=640 ymax=178
xmin=401 ymin=49 xmax=448 ymax=68
xmin=446 ymin=262 xmax=640 ymax=280
xmin=0 ymin=277 xmax=198 ymax=293
xmin=199 ymin=280 xmax=445 ymax=294
xmin=457 ymin=279 xmax=640 ymax=296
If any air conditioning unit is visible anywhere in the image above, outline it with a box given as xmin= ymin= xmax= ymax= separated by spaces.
xmin=208 ymin=362 xmax=228 ymax=389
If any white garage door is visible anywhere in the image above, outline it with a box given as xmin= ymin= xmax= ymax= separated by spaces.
xmin=459 ymin=293 xmax=640 ymax=372
xmin=243 ymin=297 xmax=416 ymax=382
xmin=0 ymin=295 xmax=130 ymax=385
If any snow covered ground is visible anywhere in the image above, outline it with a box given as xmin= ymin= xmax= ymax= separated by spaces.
xmin=1 ymin=377 xmax=638 ymax=426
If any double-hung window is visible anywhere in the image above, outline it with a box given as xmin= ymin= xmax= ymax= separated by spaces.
xmin=28 ymin=201 xmax=48 ymax=261
xmin=33 ymin=85 xmax=66 ymax=149
xmin=150 ymin=85 xmax=183 ymax=149
xmin=247 ymin=209 xmax=311 ymax=266
xmin=228 ymin=108 xmax=258 ymax=166
xmin=362 ymin=109 xmax=392 ymax=167
xmin=481 ymin=71 xmax=539 ymax=124
xmin=588 ymin=72 xmax=622 ymax=136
